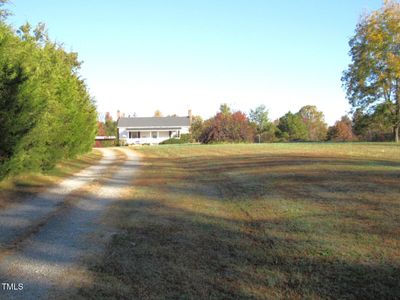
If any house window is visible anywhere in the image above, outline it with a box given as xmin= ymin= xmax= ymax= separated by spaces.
xmin=129 ymin=131 xmax=139 ymax=138
xmin=152 ymin=131 xmax=158 ymax=139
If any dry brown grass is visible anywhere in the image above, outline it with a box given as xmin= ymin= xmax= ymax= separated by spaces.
xmin=80 ymin=143 xmax=400 ymax=299
xmin=0 ymin=150 xmax=102 ymax=209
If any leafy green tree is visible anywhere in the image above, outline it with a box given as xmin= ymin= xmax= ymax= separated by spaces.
xmin=342 ymin=0 xmax=400 ymax=142
xmin=249 ymin=105 xmax=269 ymax=131
xmin=297 ymin=105 xmax=328 ymax=141
xmin=353 ymin=106 xmax=394 ymax=141
xmin=352 ymin=108 xmax=369 ymax=138
xmin=190 ymin=115 xmax=203 ymax=142
xmin=249 ymin=105 xmax=276 ymax=142
xmin=277 ymin=112 xmax=308 ymax=141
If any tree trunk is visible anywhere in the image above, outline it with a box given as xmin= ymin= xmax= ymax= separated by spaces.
xmin=396 ymin=83 xmax=400 ymax=143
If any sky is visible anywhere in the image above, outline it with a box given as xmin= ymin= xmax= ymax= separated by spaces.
xmin=8 ymin=0 xmax=383 ymax=124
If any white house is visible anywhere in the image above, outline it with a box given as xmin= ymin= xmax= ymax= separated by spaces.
xmin=117 ymin=112 xmax=192 ymax=145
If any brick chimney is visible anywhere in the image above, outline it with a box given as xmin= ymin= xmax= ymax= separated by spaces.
xmin=188 ymin=109 xmax=192 ymax=125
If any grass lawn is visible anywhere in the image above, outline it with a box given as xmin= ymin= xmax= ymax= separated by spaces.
xmin=0 ymin=150 xmax=102 ymax=209
xmin=81 ymin=143 xmax=399 ymax=299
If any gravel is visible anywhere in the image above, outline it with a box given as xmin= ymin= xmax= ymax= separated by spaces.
xmin=0 ymin=147 xmax=140 ymax=300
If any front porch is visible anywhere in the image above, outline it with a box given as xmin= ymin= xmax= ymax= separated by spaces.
xmin=123 ymin=129 xmax=181 ymax=145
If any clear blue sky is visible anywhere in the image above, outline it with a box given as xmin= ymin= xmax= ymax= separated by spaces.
xmin=8 ymin=0 xmax=383 ymax=124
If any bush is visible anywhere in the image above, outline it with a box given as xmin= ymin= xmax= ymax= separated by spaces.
xmin=160 ymin=139 xmax=185 ymax=145
xmin=160 ymin=134 xmax=192 ymax=145
xmin=180 ymin=134 xmax=192 ymax=143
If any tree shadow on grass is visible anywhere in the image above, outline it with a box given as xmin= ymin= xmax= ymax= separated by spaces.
xmin=79 ymin=151 xmax=400 ymax=299
xmin=80 ymin=197 xmax=400 ymax=299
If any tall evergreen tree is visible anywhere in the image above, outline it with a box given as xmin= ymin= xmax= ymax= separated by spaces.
xmin=0 ymin=13 xmax=97 ymax=178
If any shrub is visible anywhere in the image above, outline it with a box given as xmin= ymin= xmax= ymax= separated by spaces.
xmin=160 ymin=139 xmax=185 ymax=145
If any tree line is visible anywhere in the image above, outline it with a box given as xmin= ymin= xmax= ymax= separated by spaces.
xmin=189 ymin=102 xmax=394 ymax=144
xmin=0 ymin=2 xmax=97 ymax=178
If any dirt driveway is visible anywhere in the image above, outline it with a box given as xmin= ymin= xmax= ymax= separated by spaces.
xmin=0 ymin=147 xmax=140 ymax=300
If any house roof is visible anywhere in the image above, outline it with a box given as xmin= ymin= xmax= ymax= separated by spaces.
xmin=117 ymin=116 xmax=190 ymax=128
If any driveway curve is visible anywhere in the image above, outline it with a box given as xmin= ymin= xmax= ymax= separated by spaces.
xmin=0 ymin=147 xmax=140 ymax=299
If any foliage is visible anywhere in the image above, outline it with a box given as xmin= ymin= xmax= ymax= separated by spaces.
xmin=160 ymin=134 xmax=191 ymax=145
xmin=159 ymin=139 xmax=184 ymax=145
xmin=297 ymin=105 xmax=328 ymax=141
xmin=0 ymin=16 xmax=96 ymax=178
xmin=249 ymin=105 xmax=269 ymax=132
xmin=277 ymin=112 xmax=308 ymax=141
xmin=189 ymin=115 xmax=203 ymax=142
xmin=104 ymin=112 xmax=117 ymax=136
xmin=97 ymin=121 xmax=106 ymax=136
xmin=199 ymin=110 xmax=254 ymax=144
xmin=353 ymin=107 xmax=393 ymax=141
xmin=154 ymin=110 xmax=163 ymax=117
xmin=95 ymin=112 xmax=117 ymax=147
xmin=342 ymin=0 xmax=400 ymax=142
xmin=256 ymin=127 xmax=278 ymax=143
xmin=219 ymin=103 xmax=231 ymax=115
xmin=0 ymin=0 xmax=10 ymax=21
xmin=249 ymin=105 xmax=277 ymax=142
xmin=327 ymin=116 xmax=357 ymax=142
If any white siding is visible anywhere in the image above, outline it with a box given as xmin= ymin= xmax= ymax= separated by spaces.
xmin=180 ymin=126 xmax=190 ymax=134
xmin=119 ymin=126 xmax=191 ymax=145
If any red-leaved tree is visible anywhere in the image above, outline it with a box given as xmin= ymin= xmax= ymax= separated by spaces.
xmin=95 ymin=121 xmax=106 ymax=147
xmin=199 ymin=111 xmax=254 ymax=143
xmin=327 ymin=116 xmax=357 ymax=142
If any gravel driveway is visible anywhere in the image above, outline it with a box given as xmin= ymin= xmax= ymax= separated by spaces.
xmin=0 ymin=147 xmax=140 ymax=299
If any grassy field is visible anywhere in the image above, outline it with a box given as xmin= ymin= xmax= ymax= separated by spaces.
xmin=81 ymin=143 xmax=399 ymax=299
xmin=0 ymin=150 xmax=102 ymax=209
